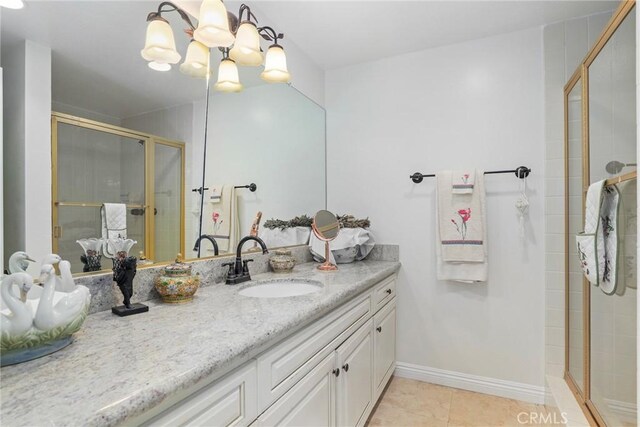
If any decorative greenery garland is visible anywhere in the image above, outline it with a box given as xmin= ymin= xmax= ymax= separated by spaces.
xmin=263 ymin=214 xmax=370 ymax=230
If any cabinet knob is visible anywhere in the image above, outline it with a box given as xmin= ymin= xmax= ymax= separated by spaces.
xmin=386 ymin=288 xmax=392 ymax=294
xmin=332 ymin=368 xmax=340 ymax=377
xmin=376 ymin=326 xmax=382 ymax=333
xmin=342 ymin=363 xmax=349 ymax=372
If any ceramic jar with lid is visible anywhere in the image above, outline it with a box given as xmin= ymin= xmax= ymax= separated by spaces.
xmin=154 ymin=258 xmax=200 ymax=303
xmin=269 ymin=249 xmax=296 ymax=273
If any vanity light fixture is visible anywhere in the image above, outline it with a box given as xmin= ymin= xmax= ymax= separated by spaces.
xmin=0 ymin=0 xmax=24 ymax=9
xmin=141 ymin=1 xmax=291 ymax=90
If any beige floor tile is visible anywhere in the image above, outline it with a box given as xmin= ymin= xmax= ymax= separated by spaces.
xmin=447 ymin=389 xmax=546 ymax=427
xmin=367 ymin=377 xmax=558 ymax=427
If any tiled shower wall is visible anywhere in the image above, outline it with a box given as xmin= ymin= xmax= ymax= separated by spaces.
xmin=544 ymin=11 xmax=613 ymax=379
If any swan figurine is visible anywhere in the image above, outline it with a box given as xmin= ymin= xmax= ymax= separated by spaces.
xmin=34 ymin=264 xmax=90 ymax=331
xmin=7 ymin=251 xmax=35 ymax=275
xmin=1 ymin=273 xmax=33 ymax=336
xmin=40 ymin=254 xmax=74 ymax=293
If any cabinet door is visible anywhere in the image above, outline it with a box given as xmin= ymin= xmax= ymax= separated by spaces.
xmin=373 ymin=299 xmax=396 ymax=400
xmin=142 ymin=361 xmax=257 ymax=427
xmin=256 ymin=353 xmax=336 ymax=427
xmin=336 ymin=319 xmax=374 ymax=427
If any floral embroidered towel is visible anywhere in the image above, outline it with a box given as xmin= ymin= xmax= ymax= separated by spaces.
xmin=436 ymin=171 xmax=485 ymax=262
xmin=452 ymin=170 xmax=475 ymax=194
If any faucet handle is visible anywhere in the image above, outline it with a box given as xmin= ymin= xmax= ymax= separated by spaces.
xmin=221 ymin=261 xmax=235 ymax=276
xmin=242 ymin=259 xmax=254 ymax=273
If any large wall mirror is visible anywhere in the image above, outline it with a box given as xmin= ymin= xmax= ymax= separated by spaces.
xmin=2 ymin=1 xmax=326 ymax=275
xmin=564 ymin=2 xmax=637 ymax=426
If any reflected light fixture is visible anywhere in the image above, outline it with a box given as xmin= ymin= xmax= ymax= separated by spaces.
xmin=215 ymin=49 xmax=243 ymax=92
xmin=180 ymin=40 xmax=210 ymax=78
xmin=142 ymin=1 xmax=291 ymax=91
xmin=0 ymin=0 xmax=24 ymax=9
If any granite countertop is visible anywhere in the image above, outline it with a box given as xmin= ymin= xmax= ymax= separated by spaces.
xmin=1 ymin=260 xmax=400 ymax=427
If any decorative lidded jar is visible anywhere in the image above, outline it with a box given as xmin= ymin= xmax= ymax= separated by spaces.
xmin=269 ymin=249 xmax=296 ymax=273
xmin=154 ymin=256 xmax=200 ymax=303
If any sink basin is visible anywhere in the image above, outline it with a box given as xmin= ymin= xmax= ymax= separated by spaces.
xmin=239 ymin=279 xmax=322 ymax=298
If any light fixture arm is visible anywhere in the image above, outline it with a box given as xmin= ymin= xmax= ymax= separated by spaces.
xmin=146 ymin=1 xmax=196 ymax=31
xmin=237 ymin=4 xmax=258 ymax=25
xmin=258 ymin=26 xmax=284 ymax=44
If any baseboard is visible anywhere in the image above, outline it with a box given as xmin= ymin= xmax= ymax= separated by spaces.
xmin=603 ymin=398 xmax=637 ymax=422
xmin=395 ymin=362 xmax=546 ymax=404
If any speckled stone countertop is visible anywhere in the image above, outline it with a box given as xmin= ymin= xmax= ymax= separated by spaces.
xmin=0 ymin=260 xmax=400 ymax=427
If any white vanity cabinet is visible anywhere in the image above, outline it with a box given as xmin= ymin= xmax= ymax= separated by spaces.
xmin=134 ymin=274 xmax=397 ymax=427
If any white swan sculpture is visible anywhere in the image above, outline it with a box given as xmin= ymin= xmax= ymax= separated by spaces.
xmin=35 ymin=264 xmax=91 ymax=331
xmin=41 ymin=254 xmax=75 ymax=293
xmin=1 ymin=253 xmax=92 ymax=366
xmin=1 ymin=273 xmax=33 ymax=336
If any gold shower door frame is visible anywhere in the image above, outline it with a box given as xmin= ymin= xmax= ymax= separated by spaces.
xmin=564 ymin=1 xmax=637 ymax=425
xmin=51 ymin=112 xmax=186 ymax=265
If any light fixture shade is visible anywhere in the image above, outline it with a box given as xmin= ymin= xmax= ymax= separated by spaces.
xmin=180 ymin=40 xmax=210 ymax=78
xmin=229 ymin=21 xmax=263 ymax=66
xmin=260 ymin=45 xmax=290 ymax=83
xmin=214 ymin=59 xmax=243 ymax=92
xmin=0 ymin=0 xmax=24 ymax=9
xmin=193 ymin=0 xmax=235 ymax=48
xmin=149 ymin=61 xmax=171 ymax=72
xmin=141 ymin=19 xmax=181 ymax=64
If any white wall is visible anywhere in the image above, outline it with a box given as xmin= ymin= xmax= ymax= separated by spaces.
xmin=2 ymin=40 xmax=52 ymax=272
xmin=326 ymin=27 xmax=545 ymax=395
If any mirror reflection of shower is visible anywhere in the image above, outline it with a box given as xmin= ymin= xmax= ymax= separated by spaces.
xmin=605 ymin=160 xmax=637 ymax=175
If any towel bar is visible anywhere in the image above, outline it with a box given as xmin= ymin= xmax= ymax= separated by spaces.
xmin=410 ymin=166 xmax=531 ymax=184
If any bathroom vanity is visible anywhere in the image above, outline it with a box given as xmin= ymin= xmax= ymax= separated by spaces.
xmin=0 ymin=260 xmax=399 ymax=427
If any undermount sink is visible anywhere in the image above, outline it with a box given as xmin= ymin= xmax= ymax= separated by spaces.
xmin=239 ymin=279 xmax=323 ymax=298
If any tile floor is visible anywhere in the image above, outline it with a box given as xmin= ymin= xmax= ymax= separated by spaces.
xmin=367 ymin=376 xmax=557 ymax=427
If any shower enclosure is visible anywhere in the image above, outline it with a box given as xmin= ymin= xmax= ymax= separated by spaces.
xmin=51 ymin=113 xmax=185 ymax=273
xmin=564 ymin=2 xmax=637 ymax=425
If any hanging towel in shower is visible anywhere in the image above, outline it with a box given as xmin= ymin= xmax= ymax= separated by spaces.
xmin=618 ymin=179 xmax=637 ymax=291
xmin=101 ymin=203 xmax=127 ymax=239
xmin=576 ymin=180 xmax=606 ymax=287
xmin=202 ymin=185 xmax=240 ymax=253
xmin=436 ymin=170 xmax=488 ymax=283
xmin=451 ymin=170 xmax=475 ymax=194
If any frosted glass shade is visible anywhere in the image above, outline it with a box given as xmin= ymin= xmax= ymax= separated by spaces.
xmin=0 ymin=0 xmax=24 ymax=9
xmin=214 ymin=59 xmax=243 ymax=92
xmin=261 ymin=45 xmax=290 ymax=83
xmin=229 ymin=22 xmax=263 ymax=66
xmin=180 ymin=40 xmax=210 ymax=78
xmin=194 ymin=0 xmax=235 ymax=48
xmin=141 ymin=19 xmax=181 ymax=64
xmin=149 ymin=61 xmax=171 ymax=72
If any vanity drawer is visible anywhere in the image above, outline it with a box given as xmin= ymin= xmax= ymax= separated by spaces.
xmin=372 ymin=275 xmax=396 ymax=313
xmin=256 ymin=293 xmax=371 ymax=413
xmin=141 ymin=361 xmax=257 ymax=427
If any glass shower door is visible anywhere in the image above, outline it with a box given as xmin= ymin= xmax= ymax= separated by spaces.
xmin=153 ymin=141 xmax=184 ymax=263
xmin=54 ymin=119 xmax=147 ymax=273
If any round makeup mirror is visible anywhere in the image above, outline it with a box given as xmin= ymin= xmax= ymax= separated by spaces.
xmin=312 ymin=210 xmax=340 ymax=271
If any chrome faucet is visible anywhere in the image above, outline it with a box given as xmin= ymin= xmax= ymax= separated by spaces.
xmin=193 ymin=235 xmax=219 ymax=257
xmin=223 ymin=236 xmax=268 ymax=284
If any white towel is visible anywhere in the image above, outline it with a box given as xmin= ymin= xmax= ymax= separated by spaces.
xmin=436 ymin=171 xmax=488 ymax=283
xmin=101 ymin=203 xmax=127 ymax=239
xmin=452 ymin=170 xmax=475 ymax=194
xmin=202 ymin=185 xmax=240 ymax=253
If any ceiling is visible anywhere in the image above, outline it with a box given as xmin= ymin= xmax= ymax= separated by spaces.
xmin=253 ymin=0 xmax=619 ymax=70
xmin=1 ymin=1 xmax=619 ymax=118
